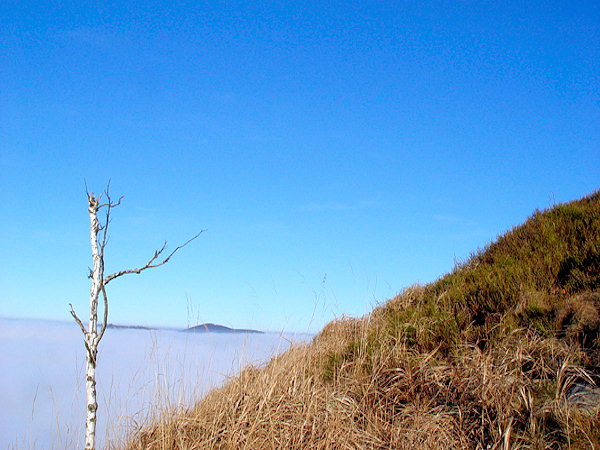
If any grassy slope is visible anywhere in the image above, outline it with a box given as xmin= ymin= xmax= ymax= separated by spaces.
xmin=128 ymin=191 xmax=600 ymax=449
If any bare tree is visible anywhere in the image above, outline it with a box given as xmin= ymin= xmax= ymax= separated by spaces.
xmin=69 ymin=185 xmax=202 ymax=450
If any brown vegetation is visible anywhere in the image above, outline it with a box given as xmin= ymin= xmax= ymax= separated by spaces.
xmin=126 ymin=191 xmax=600 ymax=449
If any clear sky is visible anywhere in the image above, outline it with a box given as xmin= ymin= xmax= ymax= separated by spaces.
xmin=1 ymin=1 xmax=599 ymax=333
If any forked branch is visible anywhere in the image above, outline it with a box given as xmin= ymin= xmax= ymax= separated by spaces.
xmin=69 ymin=303 xmax=87 ymax=336
xmin=69 ymin=304 xmax=96 ymax=363
xmin=103 ymin=230 xmax=204 ymax=284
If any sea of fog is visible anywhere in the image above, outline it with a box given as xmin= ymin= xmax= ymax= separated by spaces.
xmin=0 ymin=317 xmax=312 ymax=448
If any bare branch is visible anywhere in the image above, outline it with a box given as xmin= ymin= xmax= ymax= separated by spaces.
xmin=70 ymin=304 xmax=87 ymax=337
xmin=97 ymin=179 xmax=113 ymax=210
xmin=101 ymin=207 xmax=110 ymax=253
xmin=104 ymin=230 xmax=205 ymax=285
xmin=69 ymin=304 xmax=96 ymax=363
xmin=96 ymin=185 xmax=124 ymax=257
xmin=95 ymin=184 xmax=123 ymax=243
xmin=97 ymin=283 xmax=109 ymax=343
xmin=98 ymin=195 xmax=123 ymax=209
xmin=98 ymin=185 xmax=123 ymax=210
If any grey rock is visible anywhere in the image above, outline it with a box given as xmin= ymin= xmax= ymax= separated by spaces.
xmin=566 ymin=381 xmax=600 ymax=412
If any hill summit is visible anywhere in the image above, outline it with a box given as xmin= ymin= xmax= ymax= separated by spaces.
xmin=184 ymin=323 xmax=263 ymax=334
xmin=130 ymin=191 xmax=600 ymax=449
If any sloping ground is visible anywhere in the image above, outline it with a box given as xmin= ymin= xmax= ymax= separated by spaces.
xmin=127 ymin=191 xmax=600 ymax=449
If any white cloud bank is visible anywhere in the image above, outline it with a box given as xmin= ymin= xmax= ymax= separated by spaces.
xmin=0 ymin=318 xmax=312 ymax=448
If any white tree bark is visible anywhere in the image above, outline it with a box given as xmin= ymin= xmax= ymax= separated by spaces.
xmin=70 ymin=187 xmax=202 ymax=450
xmin=85 ymin=193 xmax=101 ymax=450
xmin=70 ymin=193 xmax=103 ymax=450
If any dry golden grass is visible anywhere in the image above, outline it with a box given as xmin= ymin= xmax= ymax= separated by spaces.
xmin=126 ymin=191 xmax=600 ymax=449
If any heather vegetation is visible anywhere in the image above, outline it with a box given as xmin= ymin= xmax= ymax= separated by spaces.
xmin=127 ymin=191 xmax=600 ymax=449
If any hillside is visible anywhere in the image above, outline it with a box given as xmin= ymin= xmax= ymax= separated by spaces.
xmin=128 ymin=191 xmax=600 ymax=449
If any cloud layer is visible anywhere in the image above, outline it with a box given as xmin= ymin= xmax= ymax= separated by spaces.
xmin=1 ymin=318 xmax=310 ymax=448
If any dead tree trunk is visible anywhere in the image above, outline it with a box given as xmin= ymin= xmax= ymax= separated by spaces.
xmin=70 ymin=186 xmax=202 ymax=450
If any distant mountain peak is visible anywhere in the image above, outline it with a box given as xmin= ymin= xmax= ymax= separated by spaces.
xmin=184 ymin=323 xmax=263 ymax=334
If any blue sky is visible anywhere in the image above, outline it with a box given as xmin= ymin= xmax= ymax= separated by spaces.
xmin=1 ymin=1 xmax=599 ymax=332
